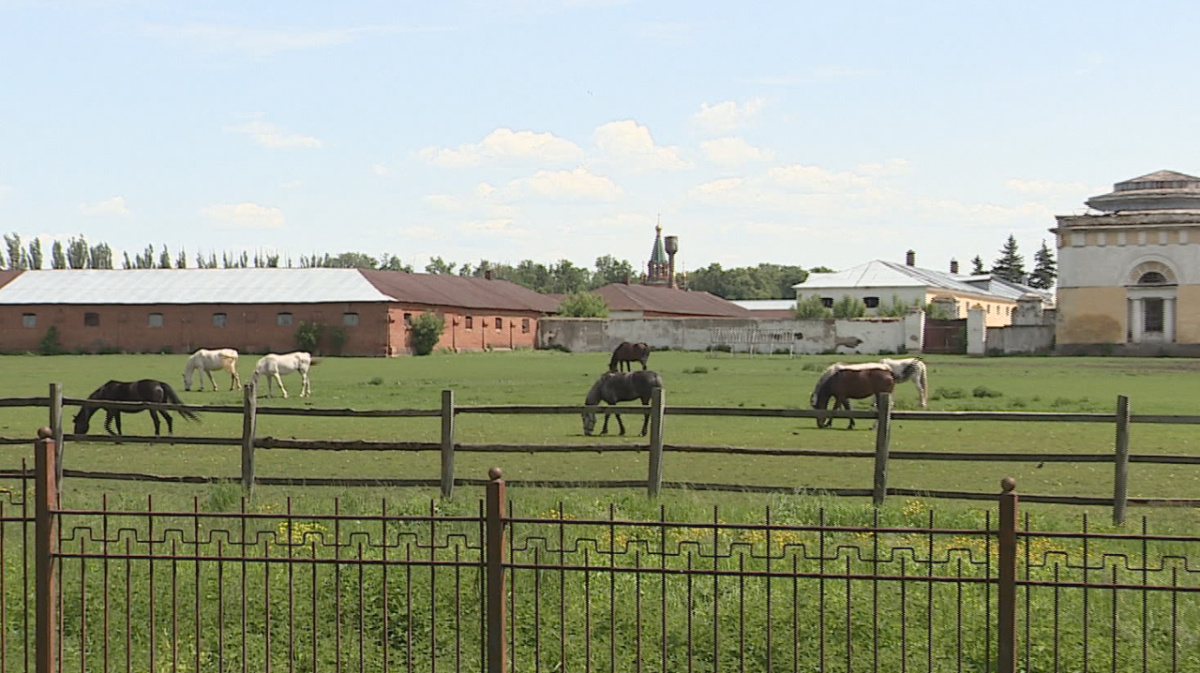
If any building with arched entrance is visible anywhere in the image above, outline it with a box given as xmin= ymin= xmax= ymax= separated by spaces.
xmin=1053 ymin=170 xmax=1200 ymax=355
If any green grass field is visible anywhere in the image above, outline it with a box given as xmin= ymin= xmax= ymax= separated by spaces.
xmin=2 ymin=350 xmax=1200 ymax=526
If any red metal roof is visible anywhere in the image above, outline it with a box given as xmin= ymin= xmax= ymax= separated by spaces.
xmin=593 ymin=283 xmax=755 ymax=317
xmin=359 ymin=270 xmax=560 ymax=313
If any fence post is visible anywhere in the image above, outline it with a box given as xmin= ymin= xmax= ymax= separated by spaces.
xmin=872 ymin=393 xmax=893 ymax=506
xmin=49 ymin=383 xmax=64 ymax=499
xmin=441 ymin=390 xmax=456 ymax=499
xmin=1113 ymin=395 xmax=1131 ymax=526
xmin=35 ymin=427 xmax=59 ymax=673
xmin=241 ymin=383 xmax=257 ymax=496
xmin=647 ymin=386 xmax=665 ymax=497
xmin=997 ymin=477 xmax=1018 ymax=673
xmin=486 ymin=467 xmax=508 ymax=673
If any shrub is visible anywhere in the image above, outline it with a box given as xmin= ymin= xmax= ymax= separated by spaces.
xmin=410 ymin=312 xmax=445 ymax=355
xmin=327 ymin=326 xmax=348 ymax=355
xmin=832 ymin=295 xmax=867 ymax=318
xmin=972 ymin=386 xmax=1003 ymax=398
xmin=933 ymin=387 xmax=966 ymax=400
xmin=39 ymin=326 xmax=63 ymax=355
xmin=792 ymin=295 xmax=831 ymax=319
xmin=294 ymin=321 xmax=324 ymax=352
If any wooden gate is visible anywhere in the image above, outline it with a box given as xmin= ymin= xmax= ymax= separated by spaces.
xmin=924 ymin=318 xmax=967 ymax=353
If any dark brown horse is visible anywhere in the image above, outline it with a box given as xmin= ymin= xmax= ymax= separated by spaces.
xmin=582 ymin=370 xmax=663 ymax=436
xmin=809 ymin=365 xmax=895 ymax=429
xmin=608 ymin=341 xmax=651 ymax=372
xmin=73 ymin=379 xmax=200 ymax=436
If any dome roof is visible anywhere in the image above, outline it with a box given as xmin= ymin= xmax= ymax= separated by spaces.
xmin=1086 ymin=170 xmax=1200 ymax=212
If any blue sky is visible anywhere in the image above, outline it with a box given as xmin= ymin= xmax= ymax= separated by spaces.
xmin=3 ymin=1 xmax=1199 ymax=278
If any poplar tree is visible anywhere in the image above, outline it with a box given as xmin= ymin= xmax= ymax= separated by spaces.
xmin=51 ymin=241 xmax=67 ymax=269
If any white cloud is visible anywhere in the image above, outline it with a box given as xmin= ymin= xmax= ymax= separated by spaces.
xmin=227 ymin=120 xmax=322 ymax=149
xmin=692 ymin=98 xmax=766 ymax=135
xmin=594 ymin=120 xmax=689 ymax=171
xmin=418 ymin=128 xmax=583 ymax=167
xmin=766 ymin=164 xmax=872 ymax=192
xmin=700 ymin=137 xmax=775 ymax=166
xmin=505 ymin=167 xmax=623 ymax=201
xmin=79 ymin=196 xmax=131 ymax=216
xmin=200 ymin=202 xmax=285 ymax=229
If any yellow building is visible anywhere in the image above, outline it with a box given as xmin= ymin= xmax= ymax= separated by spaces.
xmin=1054 ymin=170 xmax=1200 ymax=355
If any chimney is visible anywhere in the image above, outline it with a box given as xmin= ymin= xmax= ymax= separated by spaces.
xmin=950 ymin=259 xmax=959 ymax=274
xmin=484 ymin=269 xmax=493 ymax=280
xmin=664 ymin=235 xmax=679 ymax=288
xmin=905 ymin=250 xmax=916 ymax=266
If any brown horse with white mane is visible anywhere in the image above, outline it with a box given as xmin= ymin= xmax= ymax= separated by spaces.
xmin=810 ymin=365 xmax=895 ymax=429
xmin=608 ymin=342 xmax=651 ymax=372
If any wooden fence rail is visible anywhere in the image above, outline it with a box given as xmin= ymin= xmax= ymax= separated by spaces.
xmin=3 ymin=384 xmax=1199 ymax=522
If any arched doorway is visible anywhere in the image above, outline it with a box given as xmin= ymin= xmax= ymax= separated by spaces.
xmin=1126 ymin=262 xmax=1177 ymax=344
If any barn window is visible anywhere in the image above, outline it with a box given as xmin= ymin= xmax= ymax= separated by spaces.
xmin=84 ymin=312 xmax=100 ymax=327
xmin=863 ymin=297 xmax=879 ymax=309
xmin=277 ymin=313 xmax=293 ymax=327
xmin=148 ymin=313 xmax=164 ymax=328
xmin=821 ymin=297 xmax=834 ymax=308
xmin=495 ymin=317 xmax=503 ymax=330
xmin=212 ymin=313 xmax=227 ymax=327
xmin=343 ymin=312 xmax=359 ymax=327
xmin=22 ymin=313 xmax=36 ymax=328
xmin=521 ymin=318 xmax=530 ymax=333
xmin=404 ymin=313 xmax=413 ymax=327
xmin=465 ymin=316 xmax=474 ymax=329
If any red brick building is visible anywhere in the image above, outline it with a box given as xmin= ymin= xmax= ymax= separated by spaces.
xmin=0 ymin=268 xmax=558 ymax=356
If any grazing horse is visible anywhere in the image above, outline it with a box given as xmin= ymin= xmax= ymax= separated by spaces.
xmin=810 ymin=366 xmax=895 ymax=429
xmin=879 ymin=357 xmax=929 ymax=408
xmin=251 ymin=351 xmax=314 ymax=398
xmin=608 ymin=342 xmax=651 ymax=372
xmin=582 ymin=369 xmax=663 ymax=436
xmin=73 ymin=379 xmax=200 ymax=436
xmin=182 ymin=348 xmax=241 ymax=392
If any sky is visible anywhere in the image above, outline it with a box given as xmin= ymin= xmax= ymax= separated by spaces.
xmin=3 ymin=1 xmax=1200 ymax=280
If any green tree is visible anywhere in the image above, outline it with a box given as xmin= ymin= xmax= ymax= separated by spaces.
xmin=556 ymin=292 xmax=609 ymax=317
xmin=176 ymin=250 xmax=188 ymax=268
xmin=792 ymin=295 xmax=831 ymax=318
xmin=591 ymin=255 xmax=635 ymax=288
xmin=378 ymin=254 xmax=413 ymax=272
xmin=4 ymin=233 xmax=26 ymax=270
xmin=158 ymin=246 xmax=173 ymax=269
xmin=970 ymin=256 xmax=985 ymax=274
xmin=294 ymin=321 xmax=324 ymax=352
xmin=66 ymin=236 xmax=89 ymax=269
xmin=409 ymin=312 xmax=445 ymax=355
xmin=876 ymin=295 xmax=922 ymax=317
xmin=425 ymin=256 xmax=457 ymax=275
xmin=27 ymin=238 xmax=43 ymax=269
xmin=1028 ymin=240 xmax=1057 ymax=289
xmin=990 ymin=235 xmax=1026 ymax=283
xmin=548 ymin=259 xmax=589 ymax=294
xmin=89 ymin=243 xmax=113 ymax=269
xmin=51 ymin=241 xmax=67 ymax=269
xmin=832 ymin=295 xmax=867 ymax=318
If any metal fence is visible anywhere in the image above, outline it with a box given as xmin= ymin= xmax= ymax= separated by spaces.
xmin=4 ymin=434 xmax=1200 ymax=673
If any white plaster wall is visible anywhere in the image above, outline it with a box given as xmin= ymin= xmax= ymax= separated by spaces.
xmin=985 ymin=325 xmax=1055 ymax=354
xmin=1058 ymin=233 xmax=1200 ymax=287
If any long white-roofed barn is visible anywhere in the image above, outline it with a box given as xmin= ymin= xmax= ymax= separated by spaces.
xmin=0 ymin=268 xmax=558 ymax=356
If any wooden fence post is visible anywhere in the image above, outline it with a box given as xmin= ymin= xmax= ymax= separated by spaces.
xmin=441 ymin=390 xmax=456 ymax=499
xmin=647 ymin=386 xmax=665 ymax=497
xmin=872 ymin=393 xmax=893 ymax=506
xmin=49 ymin=383 xmax=64 ymax=499
xmin=486 ymin=467 xmax=508 ymax=673
xmin=35 ymin=427 xmax=59 ymax=673
xmin=1113 ymin=395 xmax=1131 ymax=525
xmin=241 ymin=383 xmax=257 ymax=496
xmin=997 ymin=477 xmax=1018 ymax=673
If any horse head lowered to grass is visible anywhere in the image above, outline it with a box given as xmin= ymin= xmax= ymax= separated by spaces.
xmin=73 ymin=379 xmax=201 ymax=436
xmin=608 ymin=342 xmax=651 ymax=372
xmin=582 ymin=369 xmax=663 ymax=436
xmin=182 ymin=348 xmax=240 ymax=392
xmin=809 ymin=365 xmax=895 ymax=430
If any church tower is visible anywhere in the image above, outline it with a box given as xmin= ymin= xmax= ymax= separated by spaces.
xmin=644 ymin=220 xmax=679 ymax=287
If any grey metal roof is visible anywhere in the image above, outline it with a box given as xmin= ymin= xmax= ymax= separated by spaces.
xmin=794 ymin=260 xmax=1052 ymax=304
xmin=0 ymin=269 xmax=394 ymax=305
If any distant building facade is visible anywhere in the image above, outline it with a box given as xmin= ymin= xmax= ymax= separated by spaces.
xmin=1054 ymin=170 xmax=1200 ymax=355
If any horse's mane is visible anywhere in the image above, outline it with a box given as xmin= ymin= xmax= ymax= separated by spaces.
xmin=810 ymin=365 xmax=842 ymax=407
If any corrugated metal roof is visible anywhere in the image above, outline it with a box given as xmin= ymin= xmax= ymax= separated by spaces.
xmin=359 ymin=270 xmax=560 ymax=312
xmin=0 ymin=269 xmax=395 ymax=304
xmin=594 ymin=283 xmax=755 ymax=317
xmin=794 ymin=260 xmax=1053 ymax=305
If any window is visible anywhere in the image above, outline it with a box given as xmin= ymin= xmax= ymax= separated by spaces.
xmin=212 ymin=313 xmax=227 ymax=327
xmin=863 ymin=297 xmax=879 ymax=309
xmin=84 ymin=312 xmax=100 ymax=327
xmin=277 ymin=313 xmax=293 ymax=327
xmin=1144 ymin=298 xmax=1165 ymax=333
xmin=403 ymin=312 xmax=413 ymax=327
xmin=148 ymin=313 xmax=164 ymax=328
xmin=465 ymin=316 xmax=474 ymax=329
xmin=1139 ymin=271 xmax=1168 ymax=285
xmin=343 ymin=312 xmax=359 ymax=327
xmin=495 ymin=317 xmax=503 ymax=330
xmin=22 ymin=313 xmax=36 ymax=328
xmin=521 ymin=318 xmax=530 ymax=333
xmin=821 ymin=297 xmax=834 ymax=308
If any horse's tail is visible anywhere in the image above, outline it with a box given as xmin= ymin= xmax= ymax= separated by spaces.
xmin=162 ymin=383 xmax=201 ymax=423
xmin=310 ymin=357 xmax=322 ymax=366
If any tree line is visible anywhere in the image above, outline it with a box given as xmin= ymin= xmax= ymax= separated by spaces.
xmin=0 ymin=232 xmax=1056 ymax=297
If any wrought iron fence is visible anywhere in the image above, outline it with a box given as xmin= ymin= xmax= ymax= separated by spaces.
xmin=4 ymin=434 xmax=1200 ymax=672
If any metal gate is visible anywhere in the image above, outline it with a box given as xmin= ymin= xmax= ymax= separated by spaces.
xmin=924 ymin=318 xmax=967 ymax=353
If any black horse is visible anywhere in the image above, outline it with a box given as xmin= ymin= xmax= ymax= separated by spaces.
xmin=582 ymin=369 xmax=663 ymax=436
xmin=809 ymin=365 xmax=895 ymax=430
xmin=73 ymin=379 xmax=200 ymax=436
xmin=608 ymin=341 xmax=651 ymax=372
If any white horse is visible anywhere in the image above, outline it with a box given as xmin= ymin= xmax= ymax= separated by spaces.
xmin=251 ymin=351 xmax=313 ymax=398
xmin=182 ymin=348 xmax=241 ymax=391
xmin=823 ymin=357 xmax=929 ymax=409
